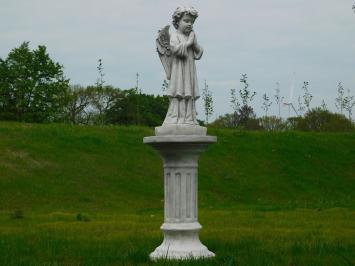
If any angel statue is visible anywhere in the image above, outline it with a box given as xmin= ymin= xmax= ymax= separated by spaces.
xmin=156 ymin=6 xmax=203 ymax=126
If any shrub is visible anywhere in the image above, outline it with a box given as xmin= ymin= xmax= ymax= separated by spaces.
xmin=11 ymin=209 xmax=24 ymax=219
xmin=286 ymin=116 xmax=303 ymax=131
xmin=210 ymin=114 xmax=262 ymax=130
xmin=209 ymin=113 xmax=235 ymax=128
xmin=76 ymin=213 xmax=90 ymax=222
xmin=297 ymin=108 xmax=354 ymax=132
xmin=243 ymin=118 xmax=263 ymax=130
xmin=236 ymin=105 xmax=257 ymax=127
xmin=259 ymin=116 xmax=286 ymax=132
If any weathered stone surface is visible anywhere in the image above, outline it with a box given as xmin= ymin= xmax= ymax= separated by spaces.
xmin=144 ymin=136 xmax=216 ymax=260
xmin=155 ymin=124 xmax=207 ymax=136
xmin=157 ymin=6 xmax=203 ymax=126
xmin=144 ymin=6 xmax=216 ymax=260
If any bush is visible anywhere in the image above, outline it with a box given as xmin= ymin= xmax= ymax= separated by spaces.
xmin=236 ymin=105 xmax=257 ymax=127
xmin=210 ymin=109 xmax=354 ymax=132
xmin=209 ymin=113 xmax=235 ymax=128
xmin=76 ymin=213 xmax=90 ymax=222
xmin=11 ymin=209 xmax=24 ymax=219
xmin=244 ymin=118 xmax=263 ymax=130
xmin=297 ymin=108 xmax=354 ymax=132
xmin=286 ymin=117 xmax=303 ymax=131
xmin=210 ymin=114 xmax=262 ymax=130
xmin=259 ymin=116 xmax=286 ymax=132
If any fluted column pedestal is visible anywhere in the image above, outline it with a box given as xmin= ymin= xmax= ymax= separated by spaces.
xmin=143 ymin=135 xmax=216 ymax=260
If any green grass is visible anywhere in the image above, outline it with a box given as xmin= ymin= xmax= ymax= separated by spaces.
xmin=0 ymin=121 xmax=354 ymax=265
xmin=0 ymin=209 xmax=354 ymax=265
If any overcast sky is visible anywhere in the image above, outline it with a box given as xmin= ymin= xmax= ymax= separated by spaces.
xmin=1 ymin=0 xmax=355 ymax=119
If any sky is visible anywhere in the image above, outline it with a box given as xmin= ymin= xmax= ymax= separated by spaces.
xmin=1 ymin=0 xmax=355 ymax=120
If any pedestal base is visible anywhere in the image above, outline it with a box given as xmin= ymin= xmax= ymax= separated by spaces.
xmin=150 ymin=222 xmax=215 ymax=260
xmin=149 ymin=222 xmax=214 ymax=260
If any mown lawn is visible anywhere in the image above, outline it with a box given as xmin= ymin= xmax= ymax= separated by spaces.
xmin=1 ymin=208 xmax=354 ymax=266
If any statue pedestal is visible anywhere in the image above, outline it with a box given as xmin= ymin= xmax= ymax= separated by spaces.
xmin=144 ymin=134 xmax=216 ymax=260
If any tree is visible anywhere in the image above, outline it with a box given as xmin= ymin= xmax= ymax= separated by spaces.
xmin=96 ymin=58 xmax=105 ymax=88
xmin=335 ymin=82 xmax=345 ymax=114
xmin=302 ymin=81 xmax=312 ymax=111
xmin=297 ymin=96 xmax=305 ymax=116
xmin=105 ymin=89 xmax=168 ymax=126
xmin=202 ymin=80 xmax=214 ymax=125
xmin=262 ymin=93 xmax=272 ymax=116
xmin=320 ymin=99 xmax=328 ymax=111
xmin=274 ymin=82 xmax=283 ymax=117
xmin=230 ymin=87 xmax=240 ymax=127
xmin=0 ymin=42 xmax=69 ymax=122
xmin=65 ymin=85 xmax=92 ymax=124
xmin=237 ymin=105 xmax=257 ymax=127
xmin=88 ymin=85 xmax=120 ymax=125
xmin=89 ymin=59 xmax=122 ymax=125
xmin=239 ymin=74 xmax=256 ymax=106
xmin=135 ymin=72 xmax=141 ymax=124
xmin=343 ymin=89 xmax=355 ymax=120
xmin=229 ymin=74 xmax=257 ymax=127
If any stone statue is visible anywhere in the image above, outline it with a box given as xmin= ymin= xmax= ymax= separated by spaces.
xmin=156 ymin=6 xmax=203 ymax=127
xmin=145 ymin=6 xmax=216 ymax=259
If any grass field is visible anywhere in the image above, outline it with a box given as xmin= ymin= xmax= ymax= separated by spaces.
xmin=0 ymin=122 xmax=354 ymax=265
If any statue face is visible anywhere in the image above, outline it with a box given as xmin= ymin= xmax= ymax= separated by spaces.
xmin=178 ymin=13 xmax=194 ymax=35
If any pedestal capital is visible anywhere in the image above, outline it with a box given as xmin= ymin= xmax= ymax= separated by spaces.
xmin=143 ymin=135 xmax=217 ymax=144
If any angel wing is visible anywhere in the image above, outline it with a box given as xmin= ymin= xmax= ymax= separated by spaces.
xmin=156 ymin=25 xmax=172 ymax=80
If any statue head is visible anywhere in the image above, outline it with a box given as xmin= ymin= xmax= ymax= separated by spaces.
xmin=172 ymin=6 xmax=199 ymax=34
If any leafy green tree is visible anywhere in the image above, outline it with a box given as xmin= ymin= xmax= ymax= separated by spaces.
xmin=88 ymin=85 xmax=121 ymax=125
xmin=96 ymin=58 xmax=105 ymax=88
xmin=230 ymin=87 xmax=240 ymax=113
xmin=302 ymin=81 xmax=312 ymax=112
xmin=335 ymin=82 xmax=345 ymax=114
xmin=105 ymin=89 xmax=168 ymax=126
xmin=65 ymin=84 xmax=93 ymax=124
xmin=135 ymin=72 xmax=141 ymax=125
xmin=261 ymin=93 xmax=272 ymax=116
xmin=202 ymin=80 xmax=214 ymax=125
xmin=86 ymin=59 xmax=122 ymax=125
xmin=343 ymin=89 xmax=355 ymax=120
xmin=0 ymin=42 xmax=69 ymax=122
xmin=297 ymin=96 xmax=305 ymax=116
xmin=229 ymin=87 xmax=239 ymax=127
xmin=239 ymin=74 xmax=256 ymax=106
xmin=229 ymin=74 xmax=257 ymax=127
xmin=274 ymin=82 xmax=283 ymax=117
xmin=320 ymin=100 xmax=328 ymax=111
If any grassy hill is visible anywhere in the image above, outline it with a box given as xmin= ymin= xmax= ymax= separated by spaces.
xmin=0 ymin=121 xmax=354 ymax=212
xmin=0 ymin=122 xmax=354 ymax=265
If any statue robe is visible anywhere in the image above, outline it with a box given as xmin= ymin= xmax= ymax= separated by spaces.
xmin=164 ymin=31 xmax=203 ymax=125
